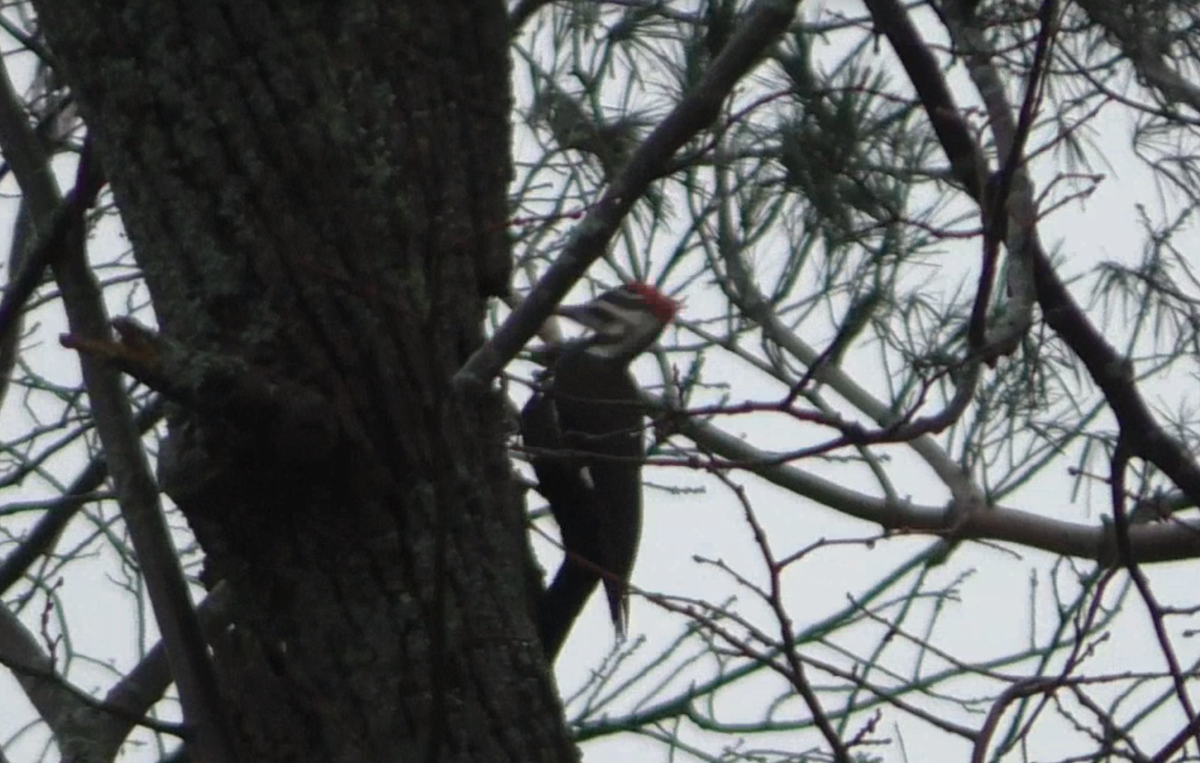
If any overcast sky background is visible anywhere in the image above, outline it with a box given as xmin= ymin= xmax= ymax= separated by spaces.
xmin=3 ymin=2 xmax=1200 ymax=762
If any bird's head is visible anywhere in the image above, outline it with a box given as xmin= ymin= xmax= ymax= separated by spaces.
xmin=557 ymin=282 xmax=679 ymax=362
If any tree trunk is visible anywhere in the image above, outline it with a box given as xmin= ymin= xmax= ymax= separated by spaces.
xmin=32 ymin=2 xmax=570 ymax=761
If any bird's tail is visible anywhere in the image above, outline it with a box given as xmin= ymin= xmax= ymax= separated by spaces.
xmin=603 ymin=579 xmax=629 ymax=637
xmin=537 ymin=560 xmax=601 ymax=661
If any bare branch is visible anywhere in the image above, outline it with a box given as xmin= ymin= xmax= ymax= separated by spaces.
xmin=0 ymin=54 xmax=237 ymax=763
xmin=454 ymin=0 xmax=802 ymax=390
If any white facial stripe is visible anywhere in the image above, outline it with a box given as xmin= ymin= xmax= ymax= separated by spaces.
xmin=578 ymin=465 xmax=595 ymax=490
xmin=583 ymin=341 xmax=625 ymax=359
xmin=595 ymin=302 xmax=649 ymax=332
xmin=603 ymin=288 xmax=648 ymax=309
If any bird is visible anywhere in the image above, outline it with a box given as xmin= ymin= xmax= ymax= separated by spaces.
xmin=521 ymin=282 xmax=678 ymax=661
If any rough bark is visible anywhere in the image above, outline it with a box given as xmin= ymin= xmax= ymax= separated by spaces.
xmin=32 ymin=2 xmax=570 ymax=761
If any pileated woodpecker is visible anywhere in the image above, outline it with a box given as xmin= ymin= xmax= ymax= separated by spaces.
xmin=522 ymin=282 xmax=678 ymax=660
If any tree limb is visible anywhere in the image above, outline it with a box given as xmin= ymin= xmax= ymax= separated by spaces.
xmin=863 ymin=0 xmax=1200 ymax=510
xmin=0 ymin=53 xmax=239 ymax=763
xmin=454 ymin=0 xmax=802 ymax=390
